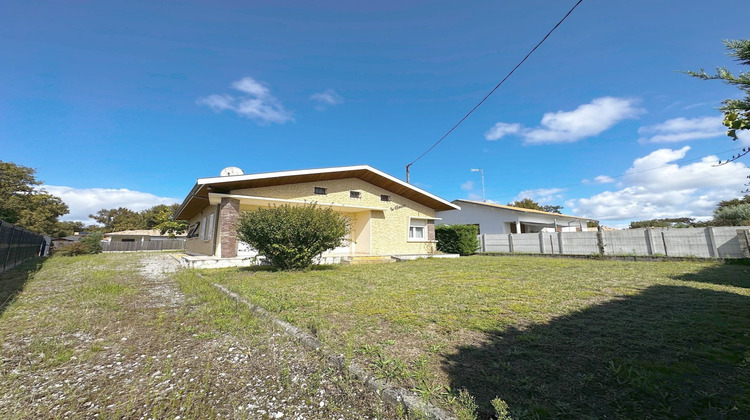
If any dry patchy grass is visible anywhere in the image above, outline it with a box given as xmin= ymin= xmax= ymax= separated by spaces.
xmin=0 ymin=253 xmax=396 ymax=419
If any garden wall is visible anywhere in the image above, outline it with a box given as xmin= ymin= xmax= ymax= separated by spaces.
xmin=479 ymin=227 xmax=750 ymax=259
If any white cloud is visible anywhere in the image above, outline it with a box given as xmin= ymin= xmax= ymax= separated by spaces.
xmin=311 ymin=89 xmax=343 ymax=110
xmin=197 ymin=76 xmax=293 ymax=124
xmin=43 ymin=185 xmax=180 ymax=225
xmin=513 ymin=188 xmax=566 ymax=204
xmin=485 ymin=97 xmax=643 ymax=144
xmin=637 ymin=116 xmax=724 ymax=143
xmin=485 ymin=122 xmax=522 ymax=141
xmin=461 ymin=180 xmax=474 ymax=191
xmin=567 ymin=146 xmax=749 ymax=226
xmin=594 ymin=175 xmax=615 ymax=184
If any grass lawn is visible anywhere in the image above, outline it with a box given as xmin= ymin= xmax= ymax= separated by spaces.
xmin=199 ymin=255 xmax=750 ymax=419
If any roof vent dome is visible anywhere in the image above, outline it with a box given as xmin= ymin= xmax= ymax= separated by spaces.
xmin=220 ymin=167 xmax=244 ymax=177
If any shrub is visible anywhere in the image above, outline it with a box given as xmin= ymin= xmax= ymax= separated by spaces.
xmin=237 ymin=204 xmax=349 ymax=270
xmin=54 ymin=232 xmax=103 ymax=256
xmin=714 ymin=203 xmax=750 ymax=226
xmin=81 ymin=232 xmax=103 ymax=254
xmin=436 ymin=224 xmax=479 ymax=256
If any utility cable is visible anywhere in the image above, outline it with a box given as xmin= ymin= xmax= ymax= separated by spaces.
xmin=406 ymin=0 xmax=585 ymax=176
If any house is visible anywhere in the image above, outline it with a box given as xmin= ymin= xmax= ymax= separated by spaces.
xmin=104 ymin=229 xmax=186 ymax=243
xmin=173 ymin=165 xmax=460 ymax=265
xmin=436 ymin=199 xmax=595 ymax=234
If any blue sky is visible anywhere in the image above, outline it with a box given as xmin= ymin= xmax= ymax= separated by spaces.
xmin=2 ymin=0 xmax=749 ymax=227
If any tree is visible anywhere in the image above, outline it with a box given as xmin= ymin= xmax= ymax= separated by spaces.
xmin=237 ymin=204 xmax=349 ymax=270
xmin=141 ymin=204 xmax=188 ymax=236
xmin=715 ymin=195 xmax=750 ymax=212
xmin=0 ymin=161 xmax=69 ymax=235
xmin=89 ymin=207 xmax=143 ymax=232
xmin=687 ymin=38 xmax=750 ymax=163
xmin=629 ymin=218 xmax=695 ymax=229
xmin=507 ymin=198 xmax=563 ymax=214
xmin=52 ymin=221 xmax=87 ymax=238
xmin=714 ymin=203 xmax=750 ymax=226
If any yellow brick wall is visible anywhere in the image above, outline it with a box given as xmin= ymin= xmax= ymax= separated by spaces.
xmin=233 ymin=178 xmax=437 ymax=255
xmin=185 ymin=205 xmax=218 ymax=256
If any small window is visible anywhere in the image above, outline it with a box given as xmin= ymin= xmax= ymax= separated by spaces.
xmin=121 ymin=238 xmax=135 ymax=242
xmin=314 ymin=186 xmax=327 ymax=195
xmin=409 ymin=219 xmax=427 ymax=240
xmin=350 ymin=191 xmax=361 ymax=199
xmin=203 ymin=213 xmax=215 ymax=241
xmin=381 ymin=195 xmax=391 ymax=202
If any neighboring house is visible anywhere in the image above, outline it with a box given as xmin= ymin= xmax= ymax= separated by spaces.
xmin=104 ymin=229 xmax=186 ymax=243
xmin=51 ymin=235 xmax=81 ymax=250
xmin=173 ymin=165 xmax=460 ymax=260
xmin=436 ymin=199 xmax=595 ymax=234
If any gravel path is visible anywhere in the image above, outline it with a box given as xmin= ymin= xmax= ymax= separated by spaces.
xmin=0 ymin=253 xmax=395 ymax=419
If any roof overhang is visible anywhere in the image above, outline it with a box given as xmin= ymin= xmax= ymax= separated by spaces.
xmin=208 ymin=193 xmax=386 ymax=213
xmin=175 ymin=165 xmax=460 ymax=220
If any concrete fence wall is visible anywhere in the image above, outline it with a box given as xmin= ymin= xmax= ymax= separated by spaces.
xmin=101 ymin=239 xmax=186 ymax=252
xmin=480 ymin=226 xmax=750 ymax=259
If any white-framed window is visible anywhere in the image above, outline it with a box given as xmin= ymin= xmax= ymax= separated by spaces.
xmin=408 ymin=218 xmax=427 ymax=240
xmin=203 ymin=213 xmax=214 ymax=241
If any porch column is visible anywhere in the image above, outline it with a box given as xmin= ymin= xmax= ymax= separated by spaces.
xmin=515 ymin=220 xmax=521 ymax=234
xmin=219 ymin=197 xmax=240 ymax=258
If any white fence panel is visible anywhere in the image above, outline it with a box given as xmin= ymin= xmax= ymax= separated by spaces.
xmin=479 ymin=227 xmax=750 ymax=259
xmin=512 ymin=233 xmax=542 ymax=254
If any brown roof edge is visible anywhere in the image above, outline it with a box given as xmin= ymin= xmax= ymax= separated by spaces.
xmin=174 ymin=165 xmax=459 ymax=220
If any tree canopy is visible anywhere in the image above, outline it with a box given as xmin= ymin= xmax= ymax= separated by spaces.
xmin=0 ymin=161 xmax=69 ymax=235
xmin=89 ymin=204 xmax=187 ymax=235
xmin=687 ymin=38 xmax=750 ymax=162
xmin=629 ymin=218 xmax=696 ymax=229
xmin=507 ymin=198 xmax=563 ymax=214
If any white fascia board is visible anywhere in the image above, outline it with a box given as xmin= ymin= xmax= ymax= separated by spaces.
xmin=208 ymin=193 xmax=385 ymax=212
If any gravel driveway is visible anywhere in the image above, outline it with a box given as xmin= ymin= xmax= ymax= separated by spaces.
xmin=0 ymin=253 xmax=395 ymax=419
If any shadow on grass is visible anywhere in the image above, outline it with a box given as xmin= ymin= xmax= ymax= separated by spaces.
xmin=443 ymin=285 xmax=750 ymax=419
xmin=0 ymin=257 xmax=46 ymax=316
xmin=672 ymin=259 xmax=750 ymax=289
xmin=237 ymin=264 xmax=338 ymax=273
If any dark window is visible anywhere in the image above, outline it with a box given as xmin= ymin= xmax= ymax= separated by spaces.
xmin=350 ymin=191 xmax=361 ymax=199
xmin=381 ymin=194 xmax=391 ymax=202
xmin=121 ymin=238 xmax=136 ymax=242
xmin=314 ymin=187 xmax=327 ymax=195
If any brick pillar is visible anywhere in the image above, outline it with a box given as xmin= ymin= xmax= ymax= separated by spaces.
xmin=219 ymin=198 xmax=240 ymax=258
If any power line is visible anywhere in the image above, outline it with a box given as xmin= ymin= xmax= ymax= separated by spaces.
xmin=406 ymin=0 xmax=585 ymax=181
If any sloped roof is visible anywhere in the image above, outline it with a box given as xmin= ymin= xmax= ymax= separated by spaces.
xmin=454 ymin=199 xmax=596 ymax=221
xmin=105 ymin=229 xmax=186 ymax=237
xmin=175 ymin=165 xmax=460 ymax=220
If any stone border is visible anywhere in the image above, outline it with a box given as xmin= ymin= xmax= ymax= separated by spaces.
xmin=212 ymin=283 xmax=455 ymax=420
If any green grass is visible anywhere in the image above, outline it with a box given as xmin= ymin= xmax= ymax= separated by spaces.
xmin=200 ymin=255 xmax=750 ymax=418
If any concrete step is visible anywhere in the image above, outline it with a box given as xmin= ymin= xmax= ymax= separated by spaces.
xmin=341 ymin=256 xmax=396 ymax=265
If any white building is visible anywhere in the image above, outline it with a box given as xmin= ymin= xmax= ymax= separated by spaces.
xmin=436 ymin=199 xmax=595 ymax=234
